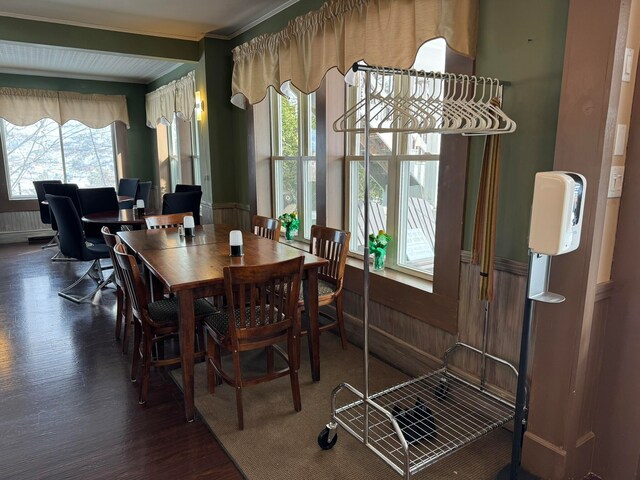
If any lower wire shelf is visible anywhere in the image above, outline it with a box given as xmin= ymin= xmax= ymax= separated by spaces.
xmin=330 ymin=369 xmax=515 ymax=478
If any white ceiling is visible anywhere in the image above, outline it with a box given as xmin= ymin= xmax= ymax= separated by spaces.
xmin=0 ymin=41 xmax=182 ymax=84
xmin=0 ymin=0 xmax=298 ymax=83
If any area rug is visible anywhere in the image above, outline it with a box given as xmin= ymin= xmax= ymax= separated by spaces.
xmin=171 ymin=334 xmax=512 ymax=479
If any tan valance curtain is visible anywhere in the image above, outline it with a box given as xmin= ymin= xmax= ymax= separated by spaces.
xmin=145 ymin=70 xmax=196 ymax=128
xmin=231 ymin=0 xmax=478 ymax=107
xmin=0 ymin=87 xmax=129 ymax=127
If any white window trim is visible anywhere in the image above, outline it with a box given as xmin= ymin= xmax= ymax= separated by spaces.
xmin=269 ymin=88 xmax=316 ymax=241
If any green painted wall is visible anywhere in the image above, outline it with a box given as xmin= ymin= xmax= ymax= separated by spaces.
xmin=228 ymin=0 xmax=569 ymax=262
xmin=0 ymin=16 xmax=199 ymax=62
xmin=202 ymin=38 xmax=237 ymax=204
xmin=227 ymin=0 xmax=331 ymax=207
xmin=0 ymin=16 xmax=205 ymax=191
xmin=231 ymin=0 xmax=327 ymax=48
xmin=148 ymin=63 xmax=196 ymax=92
xmin=464 ymin=0 xmax=569 ymax=262
xmin=0 ymin=73 xmax=154 ymax=181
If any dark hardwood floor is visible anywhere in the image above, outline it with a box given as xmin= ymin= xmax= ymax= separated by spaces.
xmin=0 ymin=243 xmax=243 ymax=480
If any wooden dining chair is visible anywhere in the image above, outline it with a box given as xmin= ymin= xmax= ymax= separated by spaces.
xmin=204 ymin=256 xmax=305 ymax=430
xmin=101 ymin=227 xmax=132 ymax=353
xmin=113 ymin=242 xmax=216 ymax=404
xmin=252 ymin=215 xmax=282 ymax=241
xmin=144 ymin=212 xmax=192 ymax=230
xmin=299 ymin=225 xmax=351 ymax=350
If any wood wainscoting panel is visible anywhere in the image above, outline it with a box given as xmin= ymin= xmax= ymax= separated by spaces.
xmin=453 ymin=260 xmax=527 ymax=395
xmin=341 ymin=290 xmax=456 ymax=368
xmin=340 ymin=254 xmax=528 ymax=397
xmin=212 ymin=203 xmax=250 ymax=230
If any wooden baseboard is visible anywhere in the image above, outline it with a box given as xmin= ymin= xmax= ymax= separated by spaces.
xmin=522 ymin=431 xmax=567 ymax=479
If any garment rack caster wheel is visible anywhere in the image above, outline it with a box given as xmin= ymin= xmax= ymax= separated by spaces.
xmin=318 ymin=422 xmax=338 ymax=450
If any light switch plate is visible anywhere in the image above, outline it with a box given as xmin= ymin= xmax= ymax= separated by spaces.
xmin=608 ymin=165 xmax=625 ymax=198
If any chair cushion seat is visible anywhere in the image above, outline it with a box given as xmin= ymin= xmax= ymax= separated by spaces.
xmin=204 ymin=306 xmax=281 ymax=335
xmin=85 ymin=242 xmax=111 ymax=260
xmin=147 ymin=298 xmax=216 ymax=325
xmin=299 ymin=279 xmax=336 ymax=301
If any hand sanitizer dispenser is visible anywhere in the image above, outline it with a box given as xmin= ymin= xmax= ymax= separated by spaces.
xmin=529 ymin=171 xmax=586 ymax=256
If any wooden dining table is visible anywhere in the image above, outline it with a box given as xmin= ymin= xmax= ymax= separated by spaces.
xmin=117 ymin=224 xmax=328 ymax=422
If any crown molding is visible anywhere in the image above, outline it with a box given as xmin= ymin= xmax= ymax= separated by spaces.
xmin=205 ymin=0 xmax=300 ymax=41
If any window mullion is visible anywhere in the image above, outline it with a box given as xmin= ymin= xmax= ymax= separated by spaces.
xmin=111 ymin=124 xmax=118 ymax=182
xmin=58 ymin=125 xmax=67 ymax=182
xmin=386 ymin=154 xmax=399 ymax=268
xmin=296 ymin=92 xmax=305 ymax=239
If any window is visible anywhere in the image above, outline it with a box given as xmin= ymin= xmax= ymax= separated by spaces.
xmin=1 ymin=118 xmax=116 ymax=199
xmin=270 ymin=83 xmax=316 ymax=239
xmin=157 ymin=113 xmax=200 ymax=195
xmin=345 ymin=38 xmax=447 ymax=278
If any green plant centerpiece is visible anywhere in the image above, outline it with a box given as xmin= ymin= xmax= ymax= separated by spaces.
xmin=279 ymin=211 xmax=300 ymax=241
xmin=369 ymin=230 xmax=391 ymax=271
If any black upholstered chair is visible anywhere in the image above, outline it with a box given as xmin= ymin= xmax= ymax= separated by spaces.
xmin=46 ymin=194 xmax=111 ymax=304
xmin=43 ymin=182 xmax=81 ymax=219
xmin=162 ymin=191 xmax=202 ymax=225
xmin=42 ymin=182 xmax=81 ymax=261
xmin=174 ymin=184 xmax=201 ymax=193
xmin=134 ymin=181 xmax=152 ymax=207
xmin=78 ymin=187 xmax=120 ymax=243
xmin=118 ymin=178 xmax=139 ymax=209
xmin=33 ymin=179 xmax=62 ymax=249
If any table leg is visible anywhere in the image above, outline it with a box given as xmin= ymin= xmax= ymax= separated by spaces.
xmin=177 ymin=289 xmax=196 ymax=422
xmin=302 ymin=268 xmax=320 ymax=382
xmin=144 ymin=266 xmax=164 ymax=303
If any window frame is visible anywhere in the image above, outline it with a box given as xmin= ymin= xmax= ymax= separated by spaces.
xmin=343 ymin=46 xmax=445 ymax=281
xmin=0 ymin=118 xmax=117 ymax=200
xmin=269 ymin=87 xmax=317 ymax=241
xmin=342 ymin=45 xmax=470 ymax=316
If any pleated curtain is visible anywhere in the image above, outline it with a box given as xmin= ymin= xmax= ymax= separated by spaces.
xmin=0 ymin=87 xmax=129 ymax=127
xmin=145 ymin=70 xmax=196 ymax=128
xmin=231 ymin=0 xmax=479 ymax=108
